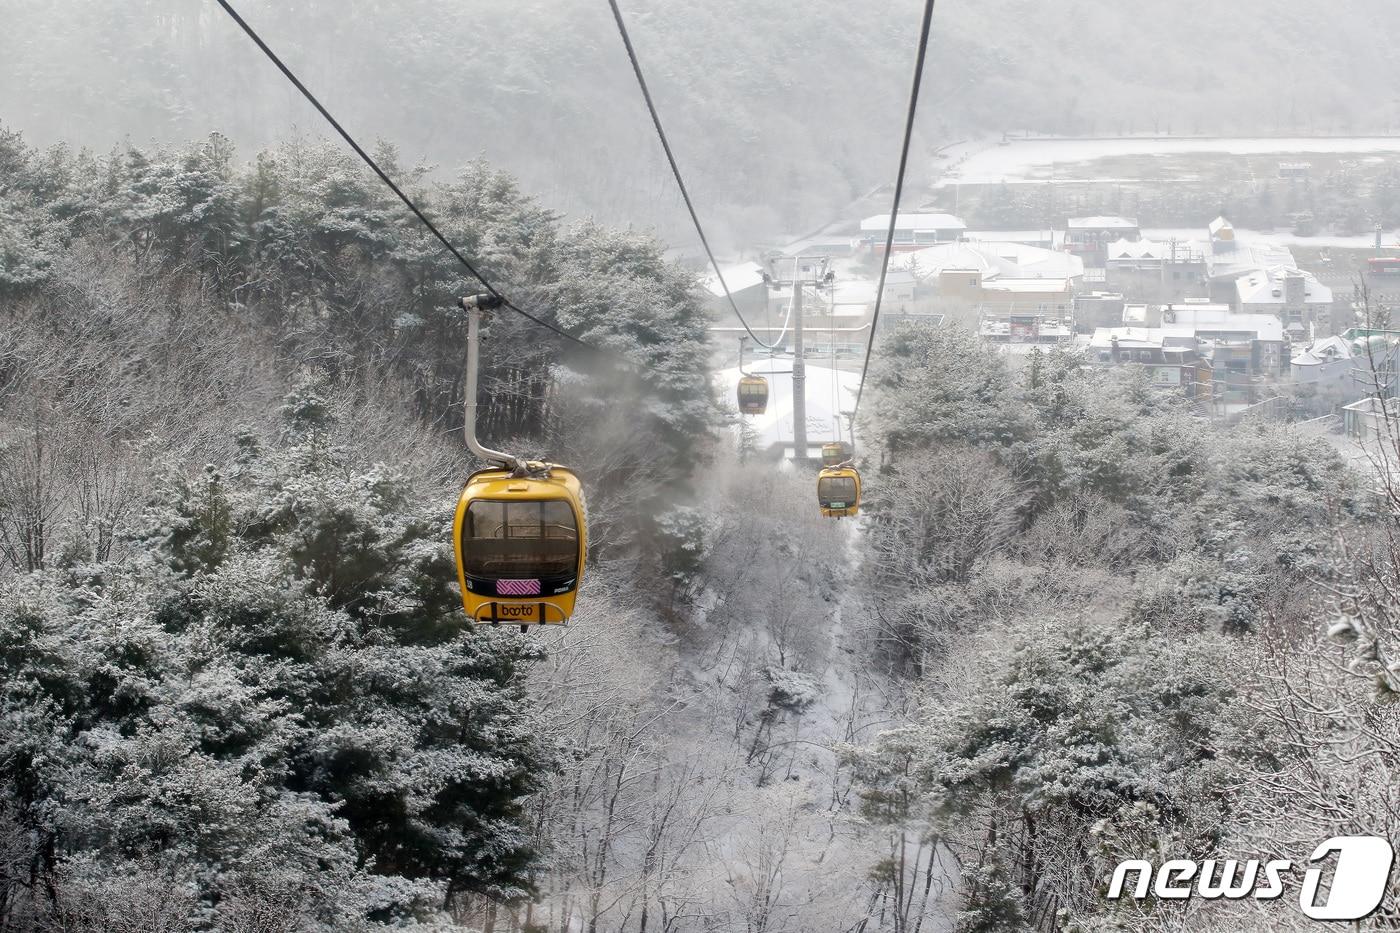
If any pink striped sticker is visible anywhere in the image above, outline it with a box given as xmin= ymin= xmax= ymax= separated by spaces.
xmin=497 ymin=579 xmax=542 ymax=596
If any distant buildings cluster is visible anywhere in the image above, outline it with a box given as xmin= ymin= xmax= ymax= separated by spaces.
xmin=707 ymin=209 xmax=1400 ymax=419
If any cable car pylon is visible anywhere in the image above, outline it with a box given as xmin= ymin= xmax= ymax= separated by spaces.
xmin=452 ymin=295 xmax=588 ymax=631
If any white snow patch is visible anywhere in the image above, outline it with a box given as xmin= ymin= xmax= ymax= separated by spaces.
xmin=936 ymin=136 xmax=1400 ymax=186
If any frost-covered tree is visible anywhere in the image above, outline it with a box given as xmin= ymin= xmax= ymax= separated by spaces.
xmin=863 ymin=323 xmax=1031 ymax=458
xmin=0 ymin=388 xmax=545 ymax=930
xmin=954 ymin=844 xmax=1032 ymax=933
xmin=0 ymin=129 xmax=718 ymax=497
xmin=855 ymin=621 xmax=1236 ymax=925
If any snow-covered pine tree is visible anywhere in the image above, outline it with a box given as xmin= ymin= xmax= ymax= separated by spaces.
xmin=0 ymin=386 xmax=546 ymax=929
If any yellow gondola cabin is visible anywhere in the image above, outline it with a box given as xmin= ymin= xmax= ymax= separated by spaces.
xmin=454 ymin=293 xmax=588 ymax=628
xmin=821 ymin=442 xmax=852 ymax=468
xmin=737 ymin=375 xmax=769 ymax=415
xmin=453 ymin=466 xmax=586 ymax=626
xmin=817 ymin=466 xmax=860 ymax=518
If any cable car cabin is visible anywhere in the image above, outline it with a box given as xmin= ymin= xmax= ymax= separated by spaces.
xmin=817 ymin=467 xmax=860 ymax=519
xmin=737 ymin=375 xmax=769 ymax=415
xmin=453 ymin=467 xmax=586 ymax=626
xmin=821 ymin=442 xmax=852 ymax=468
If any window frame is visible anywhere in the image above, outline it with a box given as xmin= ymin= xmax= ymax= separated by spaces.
xmin=461 ymin=497 xmax=581 ymax=582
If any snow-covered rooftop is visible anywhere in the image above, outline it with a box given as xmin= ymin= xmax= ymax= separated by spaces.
xmin=981 ymin=277 xmax=1075 ymax=294
xmin=1106 ymin=239 xmax=1162 ymax=261
xmin=776 ymin=236 xmax=855 ymax=256
xmin=829 ymin=272 xmax=914 ymax=313
xmin=893 ymin=240 xmax=1083 ymax=280
xmin=1123 ymin=304 xmax=1150 ymax=324
xmin=1207 ymin=238 xmax=1297 ymax=280
xmin=1088 ymin=327 xmax=1191 ymax=350
xmin=703 ymin=262 xmax=765 ymax=298
xmin=1208 ymin=216 xmax=1234 ymax=239
xmin=962 ymin=230 xmax=1057 ymax=246
xmin=1090 ymin=314 xmax=1283 ymax=348
xmin=1234 ymin=267 xmax=1333 ymax=305
xmin=836 ymin=271 xmax=913 ymax=295
xmin=1292 ymin=335 xmax=1355 ymax=368
xmin=1067 ymin=216 xmax=1138 ymax=230
xmin=1161 ymin=306 xmax=1285 ymax=342
xmin=859 ymin=212 xmax=966 ymax=233
xmin=1343 ymin=396 xmax=1400 ymax=416
xmin=1104 ymin=238 xmax=1206 ymax=263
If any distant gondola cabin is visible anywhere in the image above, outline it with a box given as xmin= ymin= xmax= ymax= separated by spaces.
xmin=821 ymin=442 xmax=852 ymax=467
xmin=737 ymin=375 xmax=768 ymax=415
xmin=817 ymin=467 xmax=860 ymax=518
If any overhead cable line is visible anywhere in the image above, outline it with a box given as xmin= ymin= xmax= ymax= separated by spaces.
xmin=605 ymin=0 xmax=785 ymax=351
xmin=212 ymin=0 xmax=651 ymax=371
xmin=851 ymin=0 xmax=938 ymax=422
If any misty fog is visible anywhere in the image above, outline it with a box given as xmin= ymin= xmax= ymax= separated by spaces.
xmin=6 ymin=0 xmax=1400 ymax=248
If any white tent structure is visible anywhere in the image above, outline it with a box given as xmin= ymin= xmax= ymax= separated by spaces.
xmin=717 ymin=359 xmax=861 ymax=460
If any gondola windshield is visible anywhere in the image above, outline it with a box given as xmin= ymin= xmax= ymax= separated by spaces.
xmin=818 ymin=474 xmax=857 ymax=507
xmin=462 ymin=499 xmax=579 ymax=579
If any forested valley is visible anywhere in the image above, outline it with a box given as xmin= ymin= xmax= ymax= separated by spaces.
xmin=3 ymin=127 xmax=1400 ymax=932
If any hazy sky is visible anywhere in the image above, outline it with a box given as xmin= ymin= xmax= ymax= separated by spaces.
xmin=5 ymin=0 xmax=1399 ymax=247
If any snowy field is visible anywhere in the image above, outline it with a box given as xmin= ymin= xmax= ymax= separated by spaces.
xmin=935 ymin=136 xmax=1400 ymax=186
xmin=1143 ymin=227 xmax=1400 ymax=250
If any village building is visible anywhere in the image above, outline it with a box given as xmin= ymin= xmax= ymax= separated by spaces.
xmin=858 ymin=212 xmax=966 ymax=253
xmin=1090 ymin=305 xmax=1286 ymax=406
xmin=1234 ymin=266 xmax=1334 ymax=336
xmin=897 ymin=239 xmax=1084 ymax=283
xmin=703 ymin=261 xmax=770 ymax=324
xmin=1086 ymin=327 xmax=1211 ymax=396
xmin=1342 ymin=396 xmax=1400 ymax=444
xmin=882 ymin=240 xmax=1083 ymax=335
xmin=827 ymin=271 xmax=915 ymax=315
xmin=961 ymin=230 xmax=1058 ymax=250
xmin=1122 ymin=303 xmax=1153 ymax=326
xmin=971 ymin=276 xmax=1077 ymax=344
xmin=1291 ymin=330 xmax=1400 ymax=413
xmin=776 ymin=235 xmax=855 ymax=258
xmin=1160 ymin=304 xmax=1287 ymax=380
xmin=1064 ymin=216 xmax=1140 ymax=267
xmin=1104 ymin=237 xmax=1208 ymax=302
xmin=1202 ymin=214 xmax=1301 ymax=301
xmin=1074 ymin=292 xmax=1127 ymax=333
xmin=815 ymin=272 xmax=915 ymax=353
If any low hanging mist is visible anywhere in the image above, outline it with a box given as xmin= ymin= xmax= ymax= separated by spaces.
xmin=4 ymin=0 xmax=1399 ymax=248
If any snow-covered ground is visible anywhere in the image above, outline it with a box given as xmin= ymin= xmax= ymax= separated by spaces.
xmin=1143 ymin=227 xmax=1399 ymax=250
xmin=935 ymin=136 xmax=1400 ymax=187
